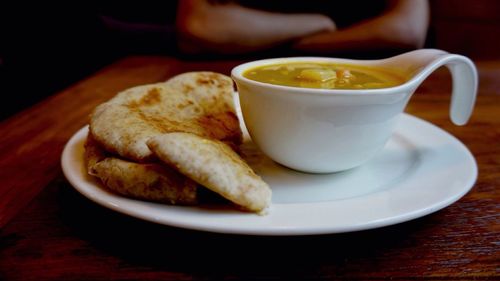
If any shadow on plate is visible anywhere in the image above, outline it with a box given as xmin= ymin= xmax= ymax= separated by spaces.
xmin=57 ymin=180 xmax=437 ymax=276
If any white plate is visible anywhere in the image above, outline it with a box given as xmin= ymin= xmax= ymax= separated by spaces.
xmin=61 ymin=112 xmax=477 ymax=236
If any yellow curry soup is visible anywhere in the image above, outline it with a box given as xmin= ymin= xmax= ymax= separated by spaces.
xmin=243 ymin=62 xmax=406 ymax=90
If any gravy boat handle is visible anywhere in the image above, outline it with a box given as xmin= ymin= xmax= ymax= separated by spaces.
xmin=382 ymin=49 xmax=478 ymax=125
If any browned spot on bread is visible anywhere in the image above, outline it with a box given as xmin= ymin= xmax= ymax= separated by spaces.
xmin=183 ymin=84 xmax=194 ymax=94
xmin=196 ymin=72 xmax=229 ymax=87
xmin=128 ymin=88 xmax=162 ymax=108
xmin=197 ymin=112 xmax=242 ymax=145
xmin=134 ymin=111 xmax=182 ymax=133
xmin=177 ymin=99 xmax=195 ymax=109
xmin=143 ymin=88 xmax=162 ymax=104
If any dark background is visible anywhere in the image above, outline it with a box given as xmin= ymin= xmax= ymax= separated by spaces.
xmin=0 ymin=0 xmax=499 ymax=120
xmin=0 ymin=2 xmax=179 ymax=120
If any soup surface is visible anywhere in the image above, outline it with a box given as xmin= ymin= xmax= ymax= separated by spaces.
xmin=243 ymin=62 xmax=406 ymax=89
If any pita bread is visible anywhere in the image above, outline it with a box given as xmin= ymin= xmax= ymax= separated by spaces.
xmin=85 ymin=134 xmax=199 ymax=205
xmin=147 ymin=132 xmax=271 ymax=214
xmin=89 ymin=72 xmax=242 ymax=162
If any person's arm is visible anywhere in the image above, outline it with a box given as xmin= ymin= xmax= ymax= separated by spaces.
xmin=293 ymin=0 xmax=430 ymax=54
xmin=176 ymin=0 xmax=335 ymax=54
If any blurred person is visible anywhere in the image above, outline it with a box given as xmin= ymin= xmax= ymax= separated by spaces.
xmin=176 ymin=0 xmax=429 ymax=57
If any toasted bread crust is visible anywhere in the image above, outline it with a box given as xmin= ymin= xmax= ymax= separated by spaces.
xmin=85 ymin=72 xmax=271 ymax=213
xmin=89 ymin=72 xmax=242 ymax=162
xmin=85 ymin=134 xmax=199 ymax=205
xmin=148 ymin=132 xmax=271 ymax=213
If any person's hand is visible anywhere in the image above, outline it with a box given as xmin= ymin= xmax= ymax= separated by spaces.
xmin=293 ymin=20 xmax=398 ymax=54
xmin=177 ymin=0 xmax=336 ymax=54
xmin=293 ymin=0 xmax=429 ymax=54
xmin=302 ymin=13 xmax=337 ymax=34
xmin=294 ymin=17 xmax=421 ymax=54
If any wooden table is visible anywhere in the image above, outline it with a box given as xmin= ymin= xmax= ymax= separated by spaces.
xmin=0 ymin=56 xmax=498 ymax=280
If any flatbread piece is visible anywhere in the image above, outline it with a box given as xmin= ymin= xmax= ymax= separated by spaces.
xmin=148 ymin=132 xmax=271 ymax=213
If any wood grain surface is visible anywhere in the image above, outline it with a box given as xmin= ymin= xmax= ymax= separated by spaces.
xmin=0 ymin=56 xmax=498 ymax=280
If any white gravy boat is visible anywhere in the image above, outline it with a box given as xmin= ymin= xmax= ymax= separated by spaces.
xmin=231 ymin=49 xmax=478 ymax=173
